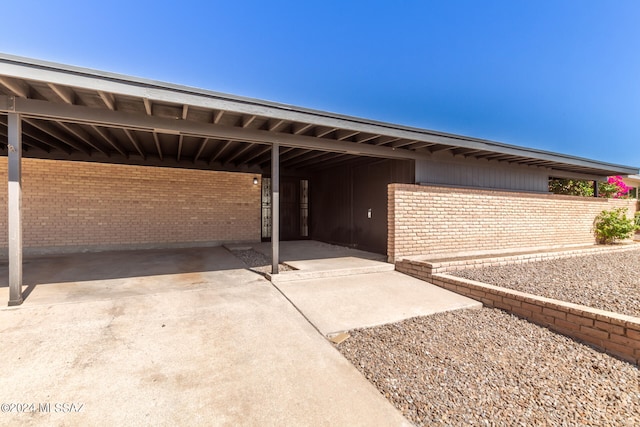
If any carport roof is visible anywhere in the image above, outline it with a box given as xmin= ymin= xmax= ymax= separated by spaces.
xmin=0 ymin=53 xmax=637 ymax=176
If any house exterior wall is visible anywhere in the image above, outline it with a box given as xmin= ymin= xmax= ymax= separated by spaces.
xmin=388 ymin=183 xmax=638 ymax=262
xmin=415 ymin=153 xmax=551 ymax=192
xmin=0 ymin=158 xmax=261 ymax=255
xmin=310 ymin=159 xmax=414 ymax=254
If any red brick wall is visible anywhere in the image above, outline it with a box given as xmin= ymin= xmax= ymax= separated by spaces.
xmin=0 ymin=158 xmax=261 ymax=254
xmin=388 ymin=184 xmax=638 ymax=261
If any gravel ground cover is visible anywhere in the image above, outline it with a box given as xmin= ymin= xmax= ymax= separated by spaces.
xmin=337 ymin=308 xmax=640 ymax=426
xmin=231 ymin=248 xmax=294 ymax=275
xmin=453 ymin=249 xmax=640 ymax=317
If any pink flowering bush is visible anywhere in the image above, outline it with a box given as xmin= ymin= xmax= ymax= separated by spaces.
xmin=601 ymin=176 xmax=631 ymax=198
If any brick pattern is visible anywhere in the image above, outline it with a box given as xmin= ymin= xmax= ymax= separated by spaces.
xmin=388 ymin=184 xmax=638 ymax=261
xmin=0 ymin=158 xmax=261 ymax=253
xmin=395 ymin=259 xmax=640 ymax=365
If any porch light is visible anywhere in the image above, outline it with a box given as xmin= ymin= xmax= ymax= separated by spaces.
xmin=253 ymin=177 xmax=258 ymax=185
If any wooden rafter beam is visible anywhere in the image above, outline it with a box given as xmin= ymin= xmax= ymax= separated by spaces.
xmin=48 ymin=83 xmax=75 ymax=104
xmin=242 ymin=115 xmax=257 ymax=128
xmin=292 ymin=123 xmax=313 ymax=135
xmin=23 ymin=119 xmax=90 ymax=155
xmin=0 ymin=77 xmax=30 ymax=98
xmin=224 ymin=143 xmax=255 ymax=165
xmin=98 ymin=91 xmax=116 ymax=110
xmin=193 ymin=138 xmax=209 ymax=163
xmin=57 ymin=121 xmax=108 ymax=156
xmin=209 ymin=140 xmax=233 ymax=164
xmin=91 ymin=125 xmax=127 ymax=157
xmin=177 ymin=134 xmax=183 ymax=162
xmin=123 ymin=128 xmax=145 ymax=159
xmin=143 ymin=98 xmax=153 ymax=115
xmin=152 ymin=132 xmax=163 ymax=160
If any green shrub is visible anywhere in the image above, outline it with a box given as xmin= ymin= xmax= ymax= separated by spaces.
xmin=635 ymin=212 xmax=640 ymax=230
xmin=593 ymin=208 xmax=636 ymax=244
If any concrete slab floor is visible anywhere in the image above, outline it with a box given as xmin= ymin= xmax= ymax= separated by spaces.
xmin=0 ymin=248 xmax=410 ymax=426
xmin=275 ymin=271 xmax=482 ymax=336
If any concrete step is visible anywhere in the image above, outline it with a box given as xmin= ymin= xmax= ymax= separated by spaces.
xmin=267 ymin=262 xmax=395 ymax=283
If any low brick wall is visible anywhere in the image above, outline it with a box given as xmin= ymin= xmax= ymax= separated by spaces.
xmin=396 ymin=259 xmax=640 ymax=365
xmin=0 ymin=158 xmax=261 ymax=255
xmin=388 ymin=184 xmax=638 ymax=262
xmin=399 ymin=244 xmax=640 ymax=276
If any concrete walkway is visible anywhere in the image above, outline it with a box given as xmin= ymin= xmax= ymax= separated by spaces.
xmin=0 ymin=247 xmax=410 ymax=426
xmin=251 ymin=241 xmax=481 ymax=336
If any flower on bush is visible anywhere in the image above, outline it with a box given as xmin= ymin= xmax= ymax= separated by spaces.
xmin=602 ymin=176 xmax=631 ymax=198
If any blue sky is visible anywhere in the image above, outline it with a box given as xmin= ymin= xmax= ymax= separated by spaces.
xmin=2 ymin=1 xmax=639 ymax=169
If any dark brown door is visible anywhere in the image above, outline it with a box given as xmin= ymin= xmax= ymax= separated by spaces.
xmin=280 ymin=179 xmax=300 ymax=240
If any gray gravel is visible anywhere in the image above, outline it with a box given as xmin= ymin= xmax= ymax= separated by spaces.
xmin=337 ymin=308 xmax=640 ymax=426
xmin=453 ymin=249 xmax=640 ymax=317
xmin=231 ymin=248 xmax=294 ymax=275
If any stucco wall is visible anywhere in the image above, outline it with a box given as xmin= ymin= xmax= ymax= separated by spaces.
xmin=0 ymin=158 xmax=261 ymax=255
xmin=388 ymin=183 xmax=637 ymax=261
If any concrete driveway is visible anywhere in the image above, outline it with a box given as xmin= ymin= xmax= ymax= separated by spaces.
xmin=0 ymin=247 xmax=410 ymax=426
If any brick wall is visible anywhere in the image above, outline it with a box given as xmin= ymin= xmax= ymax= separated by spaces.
xmin=388 ymin=184 xmax=638 ymax=261
xmin=0 ymin=158 xmax=261 ymax=254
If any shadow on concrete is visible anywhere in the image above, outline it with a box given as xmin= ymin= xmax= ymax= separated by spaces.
xmin=0 ymin=246 xmax=247 ymax=289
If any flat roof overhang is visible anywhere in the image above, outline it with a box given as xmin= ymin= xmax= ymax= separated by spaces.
xmin=0 ymin=53 xmax=637 ymax=176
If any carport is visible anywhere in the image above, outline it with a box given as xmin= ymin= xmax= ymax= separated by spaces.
xmin=0 ymin=54 xmax=433 ymax=306
xmin=2 ymin=54 xmax=637 ymax=306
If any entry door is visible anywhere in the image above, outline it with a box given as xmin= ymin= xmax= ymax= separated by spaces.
xmin=280 ymin=179 xmax=300 ymax=240
xmin=261 ymin=177 xmax=309 ymax=241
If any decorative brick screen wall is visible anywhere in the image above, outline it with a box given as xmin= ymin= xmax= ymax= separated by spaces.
xmin=0 ymin=158 xmax=261 ymax=254
xmin=388 ymin=184 xmax=638 ymax=262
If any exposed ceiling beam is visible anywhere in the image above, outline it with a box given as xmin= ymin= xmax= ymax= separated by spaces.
xmin=143 ymin=98 xmax=152 ymax=115
xmin=57 ymin=121 xmax=109 ymax=156
xmin=280 ymin=148 xmax=312 ymax=163
xmin=152 ymin=132 xmax=163 ymax=160
xmin=293 ymin=152 xmax=350 ymax=169
xmin=390 ymin=139 xmax=420 ymax=148
xmin=335 ymin=129 xmax=360 ymax=141
xmin=177 ymin=134 xmax=183 ymax=162
xmin=315 ymin=127 xmax=336 ymax=138
xmin=22 ymin=127 xmax=72 ymax=154
xmin=48 ymin=83 xmax=75 ymax=104
xmin=213 ymin=110 xmax=224 ymax=124
xmin=268 ymin=119 xmax=285 ymax=131
xmin=1 ymin=97 xmax=433 ymax=162
xmin=284 ymin=151 xmax=336 ymax=168
xmin=224 ymin=142 xmax=255 ymax=165
xmin=23 ymin=119 xmax=90 ymax=155
xmin=250 ymin=146 xmax=294 ymax=168
xmin=98 ymin=91 xmax=116 ymax=110
xmin=355 ymin=134 xmax=380 ymax=144
xmin=0 ymin=76 xmax=30 ymax=97
xmin=91 ymin=125 xmax=128 ymax=157
xmin=0 ymin=128 xmax=50 ymax=154
xmin=292 ymin=123 xmax=313 ymax=135
xmin=375 ymin=136 xmax=401 ymax=146
xmin=193 ymin=138 xmax=209 ymax=163
xmin=242 ymin=115 xmax=257 ymax=128
xmin=123 ymin=128 xmax=145 ymax=159
xmin=239 ymin=145 xmax=271 ymax=165
xmin=182 ymin=105 xmax=189 ymax=120
xmin=209 ymin=140 xmax=233 ymax=164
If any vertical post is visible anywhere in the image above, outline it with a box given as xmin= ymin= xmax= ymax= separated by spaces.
xmin=594 ymin=180 xmax=599 ymax=198
xmin=271 ymin=143 xmax=279 ymax=275
xmin=7 ymin=113 xmax=23 ymax=306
